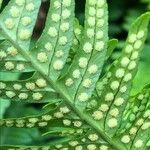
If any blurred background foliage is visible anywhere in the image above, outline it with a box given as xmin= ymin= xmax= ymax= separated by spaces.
xmin=0 ymin=0 xmax=150 ymax=146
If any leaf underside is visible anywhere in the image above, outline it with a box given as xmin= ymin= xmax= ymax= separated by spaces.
xmin=0 ymin=0 xmax=150 ymax=150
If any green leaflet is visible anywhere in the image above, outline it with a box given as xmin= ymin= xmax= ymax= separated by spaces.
xmin=119 ymin=113 xmax=150 ymax=149
xmin=0 ymin=72 xmax=60 ymax=103
xmin=0 ymin=129 xmax=111 ymax=150
xmin=0 ymin=141 xmax=110 ymax=150
xmin=60 ymin=18 xmax=83 ymax=76
xmin=116 ymin=85 xmax=150 ymax=149
xmin=30 ymin=0 xmax=75 ymax=78
xmin=89 ymin=12 xmax=150 ymax=136
xmin=71 ymin=21 xmax=117 ymax=61
xmin=0 ymin=0 xmax=41 ymax=51
xmin=118 ymin=106 xmax=150 ymax=149
xmin=59 ymin=0 xmax=108 ymax=110
xmin=119 ymin=84 xmax=150 ymax=133
xmin=0 ymin=102 xmax=84 ymax=133
xmin=106 ymin=39 xmax=118 ymax=60
xmin=131 ymin=44 xmax=150 ymax=95
xmin=0 ymin=60 xmax=33 ymax=72
xmin=0 ymin=111 xmax=62 ymax=129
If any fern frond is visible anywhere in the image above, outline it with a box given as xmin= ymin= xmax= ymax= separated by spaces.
xmin=59 ymin=0 xmax=108 ymax=110
xmin=106 ymin=39 xmax=118 ymax=60
xmin=31 ymin=0 xmax=75 ymax=79
xmin=0 ymin=128 xmax=112 ymax=150
xmin=118 ymin=106 xmax=150 ymax=149
xmin=0 ymin=0 xmax=150 ymax=150
xmin=0 ymin=0 xmax=41 ymax=50
xmin=0 ymin=72 xmax=59 ymax=102
xmin=0 ymin=139 xmax=110 ymax=150
xmin=90 ymin=12 xmax=150 ymax=136
xmin=120 ymin=84 xmax=150 ymax=132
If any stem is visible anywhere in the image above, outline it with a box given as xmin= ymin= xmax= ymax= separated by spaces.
xmin=0 ymin=29 xmax=125 ymax=150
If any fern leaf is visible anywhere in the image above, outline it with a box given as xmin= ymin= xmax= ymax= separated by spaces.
xmin=106 ymin=39 xmax=118 ymax=60
xmin=113 ymin=84 xmax=149 ymax=149
xmin=119 ymin=84 xmax=150 ymax=133
xmin=89 ymin=12 xmax=150 ymax=136
xmin=0 ymin=1 xmax=150 ymax=150
xmin=59 ymin=0 xmax=108 ymax=110
xmin=118 ymin=106 xmax=150 ymax=149
xmin=0 ymin=73 xmax=59 ymax=103
xmin=0 ymin=0 xmax=41 ymax=50
xmin=0 ymin=112 xmax=55 ymax=128
xmin=0 ymin=103 xmax=83 ymax=130
xmin=0 ymin=130 xmax=111 ymax=150
xmin=31 ymin=0 xmax=75 ymax=78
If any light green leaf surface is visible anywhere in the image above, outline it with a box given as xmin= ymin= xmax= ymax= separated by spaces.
xmin=93 ymin=12 xmax=150 ymax=136
xmin=106 ymin=39 xmax=118 ymax=59
xmin=0 ymin=0 xmax=41 ymax=51
xmin=59 ymin=0 xmax=108 ymax=110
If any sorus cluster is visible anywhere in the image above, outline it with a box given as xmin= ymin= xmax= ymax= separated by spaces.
xmin=4 ymin=0 xmax=35 ymax=41
xmin=120 ymin=108 xmax=150 ymax=149
xmin=36 ymin=0 xmax=73 ymax=79
xmin=64 ymin=0 xmax=106 ymax=104
xmin=90 ymin=26 xmax=146 ymax=131
xmin=0 ymin=77 xmax=47 ymax=101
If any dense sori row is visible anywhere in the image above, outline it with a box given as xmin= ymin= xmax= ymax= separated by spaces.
xmin=0 ymin=73 xmax=59 ymax=102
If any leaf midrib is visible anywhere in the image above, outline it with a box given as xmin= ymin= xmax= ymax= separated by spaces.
xmin=0 ymin=28 xmax=126 ymax=150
